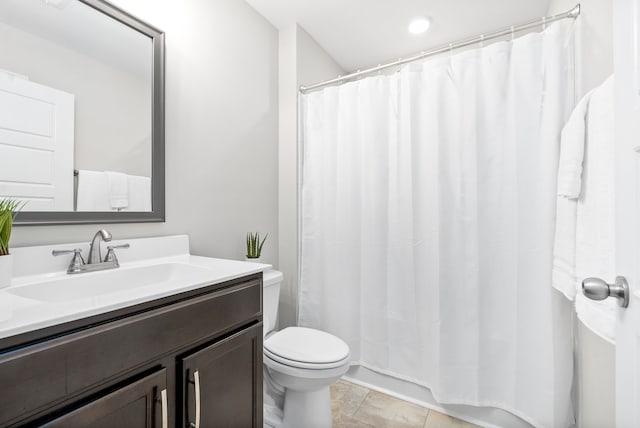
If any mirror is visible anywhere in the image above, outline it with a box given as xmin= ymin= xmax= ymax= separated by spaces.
xmin=0 ymin=0 xmax=165 ymax=225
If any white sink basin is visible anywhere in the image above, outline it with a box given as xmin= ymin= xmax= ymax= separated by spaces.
xmin=7 ymin=262 xmax=214 ymax=302
xmin=0 ymin=235 xmax=271 ymax=340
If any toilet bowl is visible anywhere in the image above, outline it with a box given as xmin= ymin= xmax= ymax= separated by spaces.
xmin=262 ymin=270 xmax=350 ymax=428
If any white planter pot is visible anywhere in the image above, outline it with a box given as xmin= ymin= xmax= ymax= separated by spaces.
xmin=0 ymin=254 xmax=13 ymax=289
xmin=245 ymin=256 xmax=263 ymax=263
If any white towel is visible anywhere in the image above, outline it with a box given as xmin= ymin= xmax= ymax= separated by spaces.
xmin=125 ymin=175 xmax=152 ymax=211
xmin=105 ymin=171 xmax=129 ymax=210
xmin=552 ymin=197 xmax=578 ymax=300
xmin=575 ymin=75 xmax=616 ymax=343
xmin=551 ymin=87 xmax=596 ymax=300
xmin=556 ymin=87 xmax=595 ymax=198
xmin=76 ymin=170 xmax=110 ymax=211
xmin=551 ymin=75 xmax=616 ymax=342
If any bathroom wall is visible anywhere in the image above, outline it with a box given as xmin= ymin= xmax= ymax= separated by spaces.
xmin=546 ymin=1 xmax=615 ymax=427
xmin=296 ymin=28 xmax=345 ymax=88
xmin=277 ymin=24 xmax=344 ymax=328
xmin=0 ymin=21 xmax=151 ymax=177
xmin=548 ymin=0 xmax=614 ymax=99
xmin=10 ymin=0 xmax=280 ymax=264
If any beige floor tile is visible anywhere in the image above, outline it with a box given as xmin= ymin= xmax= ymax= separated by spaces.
xmin=333 ymin=412 xmax=377 ymax=428
xmin=331 ymin=380 xmax=370 ymax=418
xmin=423 ymin=410 xmax=483 ymax=428
xmin=352 ymin=390 xmax=429 ymax=428
xmin=331 ymin=380 xmax=479 ymax=428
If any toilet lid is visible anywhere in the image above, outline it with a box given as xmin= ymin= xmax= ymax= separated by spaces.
xmin=264 ymin=327 xmax=350 ymax=366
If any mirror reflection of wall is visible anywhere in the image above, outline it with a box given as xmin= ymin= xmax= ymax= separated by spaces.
xmin=0 ymin=0 xmax=153 ymax=212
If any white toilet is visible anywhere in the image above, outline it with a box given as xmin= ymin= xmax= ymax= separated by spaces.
xmin=262 ymin=269 xmax=350 ymax=428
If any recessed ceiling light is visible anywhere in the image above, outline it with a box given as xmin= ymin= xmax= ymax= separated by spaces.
xmin=408 ymin=17 xmax=431 ymax=35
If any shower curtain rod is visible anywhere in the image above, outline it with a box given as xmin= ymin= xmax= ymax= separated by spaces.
xmin=299 ymin=4 xmax=580 ymax=93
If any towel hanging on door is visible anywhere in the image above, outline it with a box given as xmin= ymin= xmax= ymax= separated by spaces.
xmin=551 ymin=75 xmax=616 ymax=343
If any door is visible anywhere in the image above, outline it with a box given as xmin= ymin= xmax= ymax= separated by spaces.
xmin=181 ymin=324 xmax=263 ymax=428
xmin=0 ymin=70 xmax=74 ymax=211
xmin=42 ymin=369 xmax=168 ymax=428
xmin=614 ymin=0 xmax=640 ymax=425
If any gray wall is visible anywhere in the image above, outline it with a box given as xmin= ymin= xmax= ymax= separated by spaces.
xmin=11 ymin=0 xmax=280 ymax=264
xmin=546 ymin=1 xmax=615 ymax=427
xmin=296 ymin=28 xmax=345 ymax=88
xmin=278 ymin=25 xmax=344 ymax=328
xmin=548 ymin=0 xmax=613 ymax=99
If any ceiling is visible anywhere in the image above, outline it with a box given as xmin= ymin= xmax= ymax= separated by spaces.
xmin=245 ymin=0 xmax=552 ymax=72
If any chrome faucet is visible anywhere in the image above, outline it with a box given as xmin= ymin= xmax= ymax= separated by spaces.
xmin=53 ymin=229 xmax=129 ymax=274
xmin=87 ymin=229 xmax=112 ymax=264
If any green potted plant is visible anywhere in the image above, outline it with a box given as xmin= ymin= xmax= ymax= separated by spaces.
xmin=0 ymin=199 xmax=23 ymax=288
xmin=245 ymin=232 xmax=268 ymax=262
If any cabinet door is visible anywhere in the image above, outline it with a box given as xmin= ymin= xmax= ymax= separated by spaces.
xmin=182 ymin=324 xmax=263 ymax=428
xmin=42 ymin=369 xmax=168 ymax=428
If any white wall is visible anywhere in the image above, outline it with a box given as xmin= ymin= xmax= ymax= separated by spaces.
xmin=277 ymin=25 xmax=298 ymax=328
xmin=296 ymin=28 xmax=345 ymax=88
xmin=0 ymin=21 xmax=152 ymax=177
xmin=546 ymin=1 xmax=615 ymax=427
xmin=548 ymin=0 xmax=614 ymax=98
xmin=10 ymin=0 xmax=280 ymax=264
xmin=277 ymin=25 xmax=344 ymax=328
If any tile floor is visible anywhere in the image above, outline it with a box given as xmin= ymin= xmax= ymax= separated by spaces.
xmin=331 ymin=380 xmax=482 ymax=428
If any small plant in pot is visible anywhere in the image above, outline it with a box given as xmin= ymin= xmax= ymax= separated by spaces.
xmin=0 ymin=199 xmax=24 ymax=288
xmin=246 ymin=232 xmax=268 ymax=262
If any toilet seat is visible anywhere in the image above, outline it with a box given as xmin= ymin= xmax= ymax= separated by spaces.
xmin=264 ymin=348 xmax=350 ymax=370
xmin=264 ymin=327 xmax=350 ymax=370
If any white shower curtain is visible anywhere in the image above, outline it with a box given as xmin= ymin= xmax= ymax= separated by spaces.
xmin=299 ymin=22 xmax=575 ymax=428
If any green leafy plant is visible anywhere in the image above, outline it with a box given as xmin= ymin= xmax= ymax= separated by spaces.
xmin=0 ymin=199 xmax=23 ymax=256
xmin=246 ymin=232 xmax=268 ymax=259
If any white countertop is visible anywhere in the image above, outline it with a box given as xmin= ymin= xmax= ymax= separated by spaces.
xmin=0 ymin=235 xmax=270 ymax=340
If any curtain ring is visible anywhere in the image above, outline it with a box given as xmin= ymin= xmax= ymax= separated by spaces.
xmin=479 ymin=34 xmax=485 ymax=48
xmin=510 ymin=26 xmax=515 ymax=41
xmin=542 ymin=17 xmax=547 ymax=30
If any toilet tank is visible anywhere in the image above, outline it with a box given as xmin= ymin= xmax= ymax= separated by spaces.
xmin=263 ymin=269 xmax=283 ymax=335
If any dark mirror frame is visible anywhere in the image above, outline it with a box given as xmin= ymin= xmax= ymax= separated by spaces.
xmin=15 ymin=0 xmax=165 ymax=226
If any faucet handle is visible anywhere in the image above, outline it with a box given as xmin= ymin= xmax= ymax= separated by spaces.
xmin=52 ymin=248 xmax=80 ymax=256
xmin=107 ymin=244 xmax=130 ymax=250
xmin=52 ymin=248 xmax=85 ymax=273
xmin=104 ymin=243 xmax=130 ymax=265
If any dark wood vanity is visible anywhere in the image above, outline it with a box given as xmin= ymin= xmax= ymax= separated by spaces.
xmin=0 ymin=273 xmax=263 ymax=428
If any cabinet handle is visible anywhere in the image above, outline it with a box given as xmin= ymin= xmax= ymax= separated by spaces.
xmin=161 ymin=388 xmax=168 ymax=428
xmin=194 ymin=370 xmax=201 ymax=428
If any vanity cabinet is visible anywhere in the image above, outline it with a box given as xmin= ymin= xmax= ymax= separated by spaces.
xmin=0 ymin=273 xmax=263 ymax=428
xmin=181 ymin=324 xmax=262 ymax=428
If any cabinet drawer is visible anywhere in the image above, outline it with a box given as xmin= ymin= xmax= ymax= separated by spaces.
xmin=0 ymin=278 xmax=261 ymax=426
